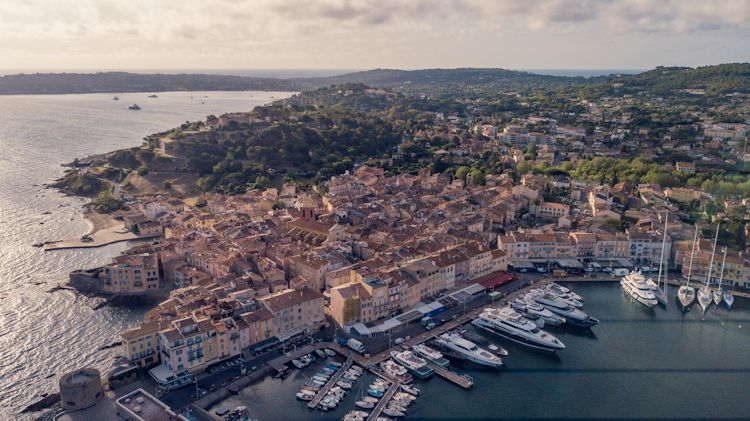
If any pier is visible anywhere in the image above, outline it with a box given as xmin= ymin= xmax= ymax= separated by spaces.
xmin=365 ymin=380 xmax=400 ymax=421
xmin=424 ymin=360 xmax=474 ymax=389
xmin=307 ymin=356 xmax=353 ymax=409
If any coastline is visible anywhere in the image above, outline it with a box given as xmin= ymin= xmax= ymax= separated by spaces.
xmin=44 ymin=209 xmax=157 ymax=251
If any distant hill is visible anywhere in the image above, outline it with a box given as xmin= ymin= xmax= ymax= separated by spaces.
xmin=1 ymin=64 xmax=747 ymax=95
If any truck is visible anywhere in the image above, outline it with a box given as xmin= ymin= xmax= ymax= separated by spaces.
xmin=347 ymin=338 xmax=365 ymax=354
xmin=552 ymin=270 xmax=567 ymax=277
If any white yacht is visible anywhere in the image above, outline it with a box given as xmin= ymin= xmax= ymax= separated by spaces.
xmin=434 ymin=332 xmax=503 ymax=368
xmin=713 ymin=248 xmax=728 ymax=307
xmin=531 ymin=292 xmax=600 ymax=327
xmin=678 ymin=228 xmax=698 ymax=308
xmin=390 ymin=350 xmax=434 ymax=379
xmin=620 ymin=271 xmax=658 ymax=307
xmin=511 ymin=295 xmax=566 ymax=325
xmin=723 ymin=291 xmax=734 ymax=309
xmin=412 ymin=343 xmax=450 ymax=367
xmin=647 ymin=212 xmax=670 ymax=306
xmin=472 ymin=307 xmax=565 ymax=352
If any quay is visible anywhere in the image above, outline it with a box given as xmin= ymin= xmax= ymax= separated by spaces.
xmin=424 ymin=360 xmax=474 ymax=389
xmin=365 ymin=380 xmax=400 ymax=421
xmin=307 ymin=356 xmax=353 ymax=409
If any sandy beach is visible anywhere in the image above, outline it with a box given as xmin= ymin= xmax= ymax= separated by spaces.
xmin=44 ymin=210 xmax=157 ymax=251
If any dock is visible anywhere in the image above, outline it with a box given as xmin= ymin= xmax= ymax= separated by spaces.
xmin=424 ymin=360 xmax=474 ymax=389
xmin=366 ymin=380 xmax=400 ymax=421
xmin=307 ymin=356 xmax=353 ymax=409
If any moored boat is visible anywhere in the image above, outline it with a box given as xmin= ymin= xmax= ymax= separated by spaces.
xmin=390 ymin=350 xmax=434 ymax=379
xmin=472 ymin=306 xmax=565 ymax=352
xmin=433 ymin=332 xmax=503 ymax=368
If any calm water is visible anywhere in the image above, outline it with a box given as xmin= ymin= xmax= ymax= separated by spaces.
xmin=0 ymin=90 xmax=290 ymax=419
xmin=212 ymin=283 xmax=750 ymax=420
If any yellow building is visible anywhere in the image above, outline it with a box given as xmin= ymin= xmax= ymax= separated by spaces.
xmin=104 ymin=253 xmax=160 ymax=294
xmin=121 ymin=320 xmax=170 ymax=368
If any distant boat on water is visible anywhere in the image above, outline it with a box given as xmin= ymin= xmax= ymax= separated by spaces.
xmin=148 ymin=94 xmax=158 ymax=98
xmin=128 ymin=104 xmax=141 ymax=110
xmin=112 ymin=96 xmax=119 ymax=101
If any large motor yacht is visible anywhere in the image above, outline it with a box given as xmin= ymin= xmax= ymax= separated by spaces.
xmin=531 ymin=292 xmax=599 ymax=327
xmin=620 ymin=271 xmax=658 ymax=308
xmin=412 ymin=343 xmax=450 ymax=367
xmin=433 ymin=332 xmax=503 ymax=368
xmin=472 ymin=307 xmax=565 ymax=352
xmin=390 ymin=350 xmax=434 ymax=379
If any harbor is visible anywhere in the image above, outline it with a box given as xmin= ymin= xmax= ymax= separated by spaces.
xmin=205 ymin=280 xmax=750 ymax=420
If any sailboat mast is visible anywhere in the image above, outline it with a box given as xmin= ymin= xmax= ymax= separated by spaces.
xmin=705 ymin=223 xmax=720 ymax=287
xmin=717 ymin=247 xmax=727 ymax=291
xmin=656 ymin=213 xmax=668 ymax=294
xmin=686 ymin=227 xmax=698 ymax=285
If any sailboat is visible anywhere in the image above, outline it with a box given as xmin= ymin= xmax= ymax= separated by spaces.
xmin=697 ymin=223 xmax=720 ymax=314
xmin=724 ymin=289 xmax=735 ymax=309
xmin=677 ymin=228 xmax=698 ymax=308
xmin=713 ymin=248 xmax=727 ymax=306
xmin=647 ymin=213 xmax=669 ymax=306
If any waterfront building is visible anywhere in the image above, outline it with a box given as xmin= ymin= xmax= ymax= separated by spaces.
xmin=258 ymin=288 xmax=325 ymax=341
xmin=104 ymin=253 xmax=160 ymax=294
xmin=122 ymin=320 xmax=171 ymax=368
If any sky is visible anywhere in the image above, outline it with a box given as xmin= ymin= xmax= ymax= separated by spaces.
xmin=2 ymin=0 xmax=750 ymax=72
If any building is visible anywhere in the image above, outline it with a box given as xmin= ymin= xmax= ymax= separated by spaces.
xmin=259 ymin=288 xmax=325 ymax=341
xmin=116 ymin=388 xmax=188 ymax=421
xmin=122 ymin=321 xmax=169 ymax=368
xmin=104 ymin=253 xmax=160 ymax=294
xmin=530 ymin=202 xmax=570 ymax=219
xmin=675 ymin=161 xmax=696 ymax=173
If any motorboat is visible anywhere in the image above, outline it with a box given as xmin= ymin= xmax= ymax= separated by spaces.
xmin=296 ymin=390 xmax=315 ymax=401
xmin=337 ymin=380 xmax=353 ymax=389
xmin=433 ymin=332 xmax=503 ymax=368
xmin=325 ymin=348 xmax=336 ymax=357
xmin=620 ymin=271 xmax=658 ymax=308
xmin=472 ymin=307 xmax=565 ymax=352
xmin=380 ymin=360 xmax=413 ymax=384
xmin=546 ymin=283 xmax=584 ymax=302
xmin=355 ymin=400 xmax=375 ymax=409
xmin=112 ymin=96 xmax=119 ymax=101
xmin=412 ymin=343 xmax=450 ymax=367
xmin=531 ymin=293 xmax=599 ymax=327
xmin=367 ymin=387 xmax=385 ymax=398
xmin=400 ymin=384 xmax=420 ymax=396
xmin=315 ymin=349 xmax=328 ymax=358
xmin=128 ymin=103 xmax=140 ymax=110
xmin=390 ymin=350 xmax=434 ymax=379
xmin=383 ymin=408 xmax=405 ymax=417
xmin=519 ymin=295 xmax=566 ymax=325
xmin=291 ymin=359 xmax=304 ymax=369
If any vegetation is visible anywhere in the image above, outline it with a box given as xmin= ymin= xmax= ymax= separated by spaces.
xmin=92 ymin=190 xmax=128 ymax=214
xmin=53 ymin=171 xmax=110 ymax=197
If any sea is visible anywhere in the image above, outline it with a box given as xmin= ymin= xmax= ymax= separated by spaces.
xmin=0 ymin=90 xmax=292 ymax=420
xmin=211 ymin=283 xmax=750 ymax=420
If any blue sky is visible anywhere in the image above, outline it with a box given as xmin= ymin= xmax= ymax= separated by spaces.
xmin=2 ymin=0 xmax=749 ymax=71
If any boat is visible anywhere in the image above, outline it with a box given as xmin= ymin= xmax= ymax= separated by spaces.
xmin=380 ymin=360 xmax=413 ymax=384
xmin=531 ymin=293 xmax=600 ymax=327
xmin=321 ymin=367 xmax=335 ymax=375
xmin=383 ymin=408 xmax=405 ymax=417
xmin=316 ymin=349 xmax=328 ymax=358
xmin=148 ymin=94 xmax=158 ymax=98
xmin=113 ymin=96 xmax=119 ymax=101
xmin=329 ymin=361 xmax=343 ymax=367
xmin=390 ymin=350 xmax=434 ymax=379
xmin=678 ymin=227 xmax=698 ymax=308
xmin=698 ymin=224 xmax=720 ymax=314
xmin=355 ymin=400 xmax=375 ymax=409
xmin=337 ymin=380 xmax=353 ymax=389
xmin=227 ymin=384 xmax=239 ymax=393
xmin=724 ymin=291 xmax=734 ymax=309
xmin=400 ymin=384 xmax=420 ymax=396
xmin=327 ymin=364 xmax=342 ymax=371
xmin=291 ymin=359 xmax=304 ymax=369
xmin=620 ymin=271 xmax=658 ymax=307
xmin=296 ymin=391 xmax=314 ymax=401
xmin=472 ymin=307 xmax=565 ymax=352
xmin=412 ymin=343 xmax=450 ymax=367
xmin=367 ymin=387 xmax=385 ymax=398
xmin=127 ymin=104 xmax=141 ymax=110
xmin=433 ymin=332 xmax=504 ymax=368
xmin=519 ymin=295 xmax=566 ymax=325
xmin=646 ymin=213 xmax=670 ymax=306
xmin=713 ymin=248 xmax=728 ymax=306
xmin=325 ymin=348 xmax=336 ymax=357
xmin=545 ymin=284 xmax=584 ymax=304
xmin=308 ymin=352 xmax=316 ymax=362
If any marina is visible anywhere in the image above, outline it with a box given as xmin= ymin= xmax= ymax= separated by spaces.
xmin=206 ymin=281 xmax=750 ymax=420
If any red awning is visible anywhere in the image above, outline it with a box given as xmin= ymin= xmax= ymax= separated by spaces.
xmin=477 ymin=271 xmax=516 ymax=290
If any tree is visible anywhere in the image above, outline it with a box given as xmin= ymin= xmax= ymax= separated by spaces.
xmin=517 ymin=161 xmax=533 ymax=174
xmin=455 ymin=166 xmax=470 ymax=181
xmin=470 ymin=169 xmax=485 ymax=185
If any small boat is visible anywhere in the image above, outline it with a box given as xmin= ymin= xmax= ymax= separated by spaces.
xmin=699 ymin=224 xmax=721 ymax=313
xmin=368 ymin=387 xmax=385 ymax=397
xmin=337 ymin=380 xmax=353 ymax=389
xmin=383 ymin=408 xmax=405 ymax=417
xmin=325 ymin=348 xmax=336 ymax=357
xmin=355 ymin=400 xmax=375 ymax=409
xmin=227 ymin=384 xmax=239 ymax=393
xmin=291 ymin=359 xmax=304 ymax=369
xmin=363 ymin=396 xmax=379 ymax=403
xmin=296 ymin=392 xmax=314 ymax=401
xmin=215 ymin=406 xmax=230 ymax=416
xmin=678 ymin=227 xmax=699 ymax=308
xmin=400 ymin=384 xmax=420 ymax=396
xmin=321 ymin=368 xmax=335 ymax=375
xmin=148 ymin=94 xmax=158 ymax=98
xmin=329 ymin=361 xmax=343 ymax=367
xmin=315 ymin=349 xmax=328 ymax=358
xmin=713 ymin=248 xmax=728 ymax=307
xmin=307 ymin=352 xmax=316 ymax=362
xmin=113 ymin=96 xmax=119 ymax=101
xmin=128 ymin=104 xmax=141 ymax=110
